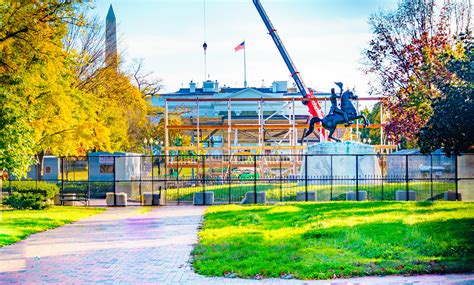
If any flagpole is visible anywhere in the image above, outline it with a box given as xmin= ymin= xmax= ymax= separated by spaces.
xmin=243 ymin=41 xmax=247 ymax=88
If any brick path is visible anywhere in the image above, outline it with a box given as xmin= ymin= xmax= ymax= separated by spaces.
xmin=0 ymin=206 xmax=473 ymax=284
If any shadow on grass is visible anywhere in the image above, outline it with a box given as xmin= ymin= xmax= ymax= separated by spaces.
xmin=167 ymin=182 xmax=455 ymax=203
xmin=194 ymin=202 xmax=474 ymax=279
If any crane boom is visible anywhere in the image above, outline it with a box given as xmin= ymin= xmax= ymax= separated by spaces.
xmin=252 ymin=0 xmax=325 ymax=120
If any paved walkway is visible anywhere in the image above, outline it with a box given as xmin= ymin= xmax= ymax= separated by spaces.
xmin=0 ymin=206 xmax=473 ymax=285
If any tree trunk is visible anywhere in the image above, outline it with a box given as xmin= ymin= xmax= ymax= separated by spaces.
xmin=65 ymin=158 xmax=69 ymax=180
xmin=36 ymin=151 xmax=45 ymax=181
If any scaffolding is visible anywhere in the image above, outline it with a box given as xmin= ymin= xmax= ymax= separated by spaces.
xmin=164 ymin=96 xmax=396 ymax=175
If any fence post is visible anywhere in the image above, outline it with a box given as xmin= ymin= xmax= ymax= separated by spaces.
xmin=381 ymin=154 xmax=384 ymax=201
xmin=158 ymin=155 xmax=163 ymax=204
xmin=151 ymin=155 xmax=154 ymax=206
xmin=430 ymin=154 xmax=433 ymax=200
xmin=87 ymin=155 xmax=91 ymax=203
xmin=113 ymin=156 xmax=117 ymax=206
xmin=139 ymin=155 xmax=143 ymax=205
xmin=330 ymin=155 xmax=333 ymax=201
xmin=164 ymin=154 xmax=167 ymax=203
xmin=36 ymin=161 xmax=39 ymax=190
xmin=228 ymin=155 xmax=231 ymax=204
xmin=61 ymin=157 xmax=64 ymax=206
xmin=455 ymin=154 xmax=459 ymax=201
xmin=202 ymin=155 xmax=206 ymax=205
xmin=176 ymin=154 xmax=180 ymax=205
xmin=279 ymin=156 xmax=283 ymax=202
xmin=355 ymin=155 xmax=359 ymax=201
xmin=253 ymin=154 xmax=257 ymax=204
xmin=305 ymin=153 xmax=308 ymax=201
xmin=405 ymin=155 xmax=409 ymax=201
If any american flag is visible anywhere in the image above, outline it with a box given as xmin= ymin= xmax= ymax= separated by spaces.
xmin=234 ymin=41 xmax=245 ymax=52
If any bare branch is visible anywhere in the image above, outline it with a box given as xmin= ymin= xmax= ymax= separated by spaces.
xmin=129 ymin=58 xmax=163 ymax=98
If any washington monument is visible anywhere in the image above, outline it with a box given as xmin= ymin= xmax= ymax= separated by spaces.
xmin=105 ymin=4 xmax=117 ymax=68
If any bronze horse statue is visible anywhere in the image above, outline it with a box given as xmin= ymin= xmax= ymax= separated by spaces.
xmin=302 ymin=90 xmax=369 ymax=142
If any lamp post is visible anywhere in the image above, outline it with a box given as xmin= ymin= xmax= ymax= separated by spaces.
xmin=143 ymin=138 xmax=156 ymax=155
xmin=158 ymin=141 xmax=163 ymax=155
xmin=143 ymin=138 xmax=148 ymax=155
xmin=153 ymin=140 xmax=163 ymax=155
xmin=149 ymin=138 xmax=154 ymax=150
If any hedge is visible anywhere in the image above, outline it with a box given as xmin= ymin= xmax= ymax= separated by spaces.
xmin=4 ymin=192 xmax=49 ymax=210
xmin=2 ymin=181 xmax=60 ymax=200
xmin=61 ymin=181 xmax=114 ymax=198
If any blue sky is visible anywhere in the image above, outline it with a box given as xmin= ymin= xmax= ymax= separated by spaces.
xmin=93 ymin=0 xmax=397 ymax=96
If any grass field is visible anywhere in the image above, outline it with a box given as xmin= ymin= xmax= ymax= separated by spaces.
xmin=193 ymin=202 xmax=474 ymax=279
xmin=166 ymin=181 xmax=456 ymax=203
xmin=0 ymin=206 xmax=105 ymax=247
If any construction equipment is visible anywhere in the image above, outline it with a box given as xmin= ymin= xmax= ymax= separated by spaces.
xmin=253 ymin=0 xmax=325 ymax=139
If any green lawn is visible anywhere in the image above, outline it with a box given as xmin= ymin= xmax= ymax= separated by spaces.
xmin=0 ymin=206 xmax=105 ymax=246
xmin=166 ymin=181 xmax=456 ymax=203
xmin=193 ymin=202 xmax=474 ymax=279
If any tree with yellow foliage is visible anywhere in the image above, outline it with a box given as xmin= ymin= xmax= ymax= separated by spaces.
xmin=1 ymin=1 xmax=154 ymax=178
xmin=1 ymin=1 xmax=87 ymax=177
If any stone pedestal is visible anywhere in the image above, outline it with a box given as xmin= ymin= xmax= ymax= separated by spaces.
xmin=346 ymin=191 xmax=367 ymax=201
xmin=458 ymin=155 xmax=473 ymax=201
xmin=106 ymin=192 xmax=127 ymax=206
xmin=143 ymin=192 xmax=164 ymax=206
xmin=115 ymin=183 xmax=140 ymax=202
xmin=193 ymin=191 xmax=214 ymax=205
xmin=241 ymin=191 xmax=266 ymax=204
xmin=444 ymin=190 xmax=462 ymax=201
xmin=395 ymin=190 xmax=416 ymax=201
xmin=300 ymin=142 xmax=381 ymax=185
xmin=296 ymin=191 xmax=317 ymax=201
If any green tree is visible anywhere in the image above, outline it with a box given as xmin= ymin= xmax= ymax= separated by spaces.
xmin=1 ymin=0 xmax=177 ymax=178
xmin=66 ymin=15 xmax=155 ymax=154
xmin=0 ymin=1 xmax=87 ymax=177
xmin=363 ymin=0 xmax=471 ymax=144
xmin=419 ymin=34 xmax=474 ymax=154
xmin=0 ymin=87 xmax=35 ymax=178
xmin=78 ymin=66 xmax=152 ymax=152
xmin=360 ymin=103 xmax=381 ymax=145
xmin=153 ymin=113 xmax=191 ymax=149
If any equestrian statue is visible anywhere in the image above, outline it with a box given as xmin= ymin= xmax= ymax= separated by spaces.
xmin=302 ymin=82 xmax=369 ymax=142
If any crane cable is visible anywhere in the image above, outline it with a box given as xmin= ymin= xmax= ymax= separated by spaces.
xmin=203 ymin=0 xmax=206 ymax=41
xmin=202 ymin=0 xmax=207 ymax=81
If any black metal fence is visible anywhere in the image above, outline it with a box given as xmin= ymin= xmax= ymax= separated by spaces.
xmin=2 ymin=153 xmax=473 ymax=205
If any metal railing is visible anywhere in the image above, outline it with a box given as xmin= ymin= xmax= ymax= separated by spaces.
xmin=2 ymin=153 xmax=472 ymax=205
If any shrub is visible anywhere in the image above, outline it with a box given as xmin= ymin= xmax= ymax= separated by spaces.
xmin=89 ymin=182 xmax=114 ymax=198
xmin=63 ymin=182 xmax=113 ymax=198
xmin=3 ymin=181 xmax=59 ymax=200
xmin=4 ymin=192 xmax=49 ymax=210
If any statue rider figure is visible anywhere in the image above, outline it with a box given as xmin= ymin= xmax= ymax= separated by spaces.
xmin=329 ymin=84 xmax=350 ymax=125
